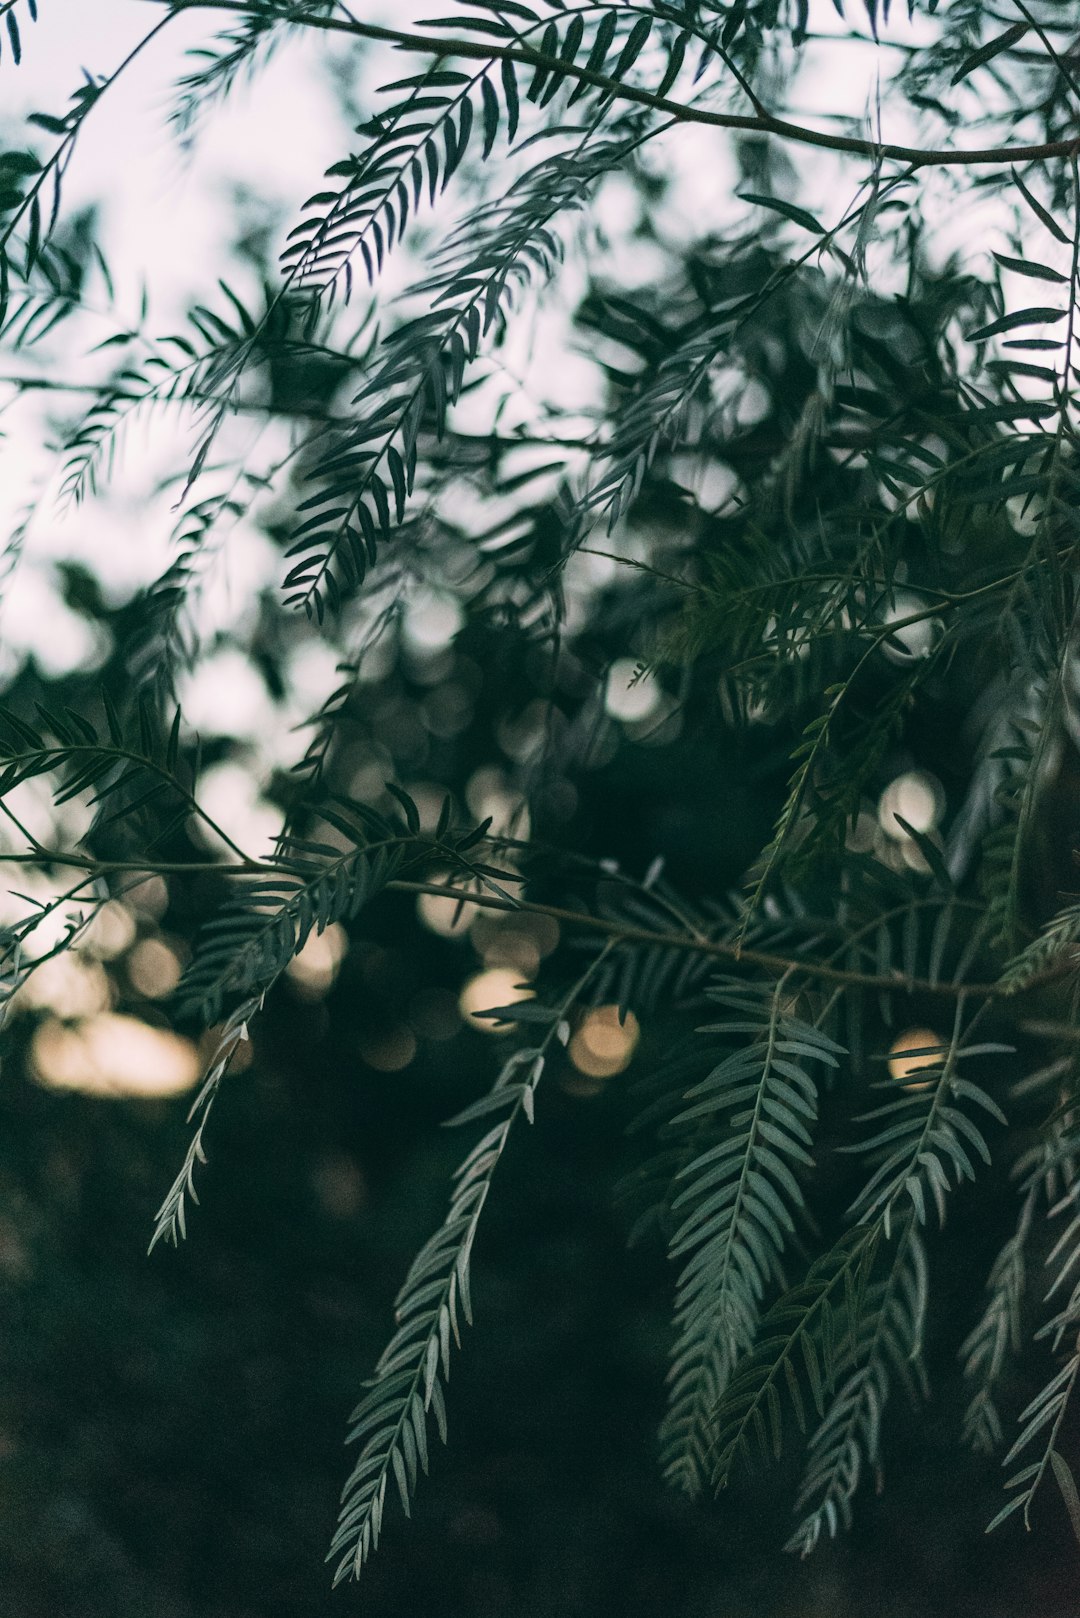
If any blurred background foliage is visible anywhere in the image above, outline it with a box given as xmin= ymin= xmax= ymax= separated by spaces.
xmin=0 ymin=1 xmax=1079 ymax=1612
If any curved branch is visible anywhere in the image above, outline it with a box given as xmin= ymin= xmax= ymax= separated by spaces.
xmin=160 ymin=0 xmax=1080 ymax=170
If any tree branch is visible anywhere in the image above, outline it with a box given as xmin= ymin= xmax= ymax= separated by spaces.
xmin=159 ymin=0 xmax=1080 ymax=170
xmin=0 ymin=839 xmax=1042 ymax=1000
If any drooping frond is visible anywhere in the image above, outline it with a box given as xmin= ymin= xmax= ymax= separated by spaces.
xmin=710 ymin=1225 xmax=881 ymax=1493
xmin=992 ymin=1101 xmax=1080 ymax=1529
xmin=6 ymin=0 xmax=1080 ymax=1589
xmin=280 ymin=3 xmax=699 ymax=304
xmin=169 ymin=0 xmax=340 ymax=146
xmin=56 ymin=281 xmax=270 ymax=506
xmin=1000 ymin=899 xmax=1080 ymax=992
xmin=329 ymin=1050 xmax=540 ymax=1584
xmin=993 ymin=1318 xmax=1080 ymax=1533
xmin=282 ymin=112 xmax=652 ymax=617
xmin=330 ymin=951 xmax=610 ymax=1584
xmin=660 ymin=978 xmax=841 ymax=1495
xmin=785 ymin=1222 xmax=927 ymax=1556
xmin=961 ymin=1084 xmax=1080 ymax=1462
xmin=843 ymin=1005 xmax=1007 ymax=1237
xmin=0 ymin=694 xmax=207 ymax=856
xmin=148 ymin=997 xmax=257 ymax=1252
xmin=713 ymin=1004 xmax=1005 ymax=1524
xmin=961 ymin=1158 xmax=1039 ymax=1455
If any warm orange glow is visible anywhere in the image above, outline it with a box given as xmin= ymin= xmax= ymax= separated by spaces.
xmin=569 ymin=1005 xmax=640 ymax=1079
xmin=31 ymin=1014 xmax=200 ymax=1099
xmin=887 ymin=1027 xmax=944 ymax=1089
xmin=458 ymin=968 xmax=534 ymax=1033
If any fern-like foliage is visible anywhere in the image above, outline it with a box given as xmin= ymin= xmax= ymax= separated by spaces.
xmin=0 ymin=693 xmax=211 ymax=856
xmin=176 ymin=794 xmax=503 ymax=1023
xmin=7 ymin=0 xmax=1080 ymax=1592
xmin=330 ymin=955 xmax=606 ymax=1583
xmin=169 ymin=0 xmax=340 ymax=146
xmin=710 ymin=1223 xmax=881 ymax=1494
xmin=786 ymin=1221 xmax=927 ymax=1555
xmin=148 ymin=997 xmax=257 ymax=1251
xmin=991 ymin=1106 xmax=1080 ymax=1530
xmin=843 ymin=1009 xmax=1008 ymax=1236
xmin=959 ymin=1109 xmax=1080 ymax=1455
xmin=329 ymin=1050 xmax=538 ymax=1583
xmin=994 ymin=1313 xmax=1080 ymax=1532
xmin=961 ymin=1196 xmax=1033 ymax=1455
xmin=659 ymin=978 xmax=841 ymax=1495
xmin=712 ymin=1003 xmax=1006 ymax=1542
xmin=282 ymin=110 xmax=651 ymax=617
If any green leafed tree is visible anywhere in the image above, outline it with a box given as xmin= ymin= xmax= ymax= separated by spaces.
xmin=5 ymin=0 xmax=1080 ymax=1590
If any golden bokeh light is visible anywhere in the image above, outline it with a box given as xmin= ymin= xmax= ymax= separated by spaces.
xmin=470 ymin=912 xmax=560 ymax=976
xmin=458 ymin=967 xmax=534 ymax=1033
xmin=887 ymin=1027 xmax=944 ymax=1089
xmin=417 ymin=884 xmax=470 ymax=939
xmin=14 ymin=953 xmax=111 ymax=1020
xmin=84 ymin=900 xmax=137 ymax=961
xmin=126 ymin=875 xmax=170 ymax=921
xmin=127 ymin=937 xmax=183 ymax=1000
xmin=31 ymin=1013 xmax=200 ymax=1100
xmin=286 ymin=924 xmax=347 ymax=1000
xmin=568 ymin=1005 xmax=641 ymax=1080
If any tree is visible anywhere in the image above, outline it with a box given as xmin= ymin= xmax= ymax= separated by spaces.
xmin=3 ymin=0 xmax=1080 ymax=1594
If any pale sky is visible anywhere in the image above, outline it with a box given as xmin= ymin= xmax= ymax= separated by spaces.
xmin=0 ymin=2 xmax=1037 ymax=713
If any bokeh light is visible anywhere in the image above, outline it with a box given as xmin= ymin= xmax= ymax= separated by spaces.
xmin=887 ymin=1028 xmax=944 ymax=1089
xmin=459 ymin=967 xmax=534 ymax=1033
xmin=403 ymin=591 xmax=464 ymax=653
xmin=408 ymin=987 xmax=462 ymax=1042
xmin=880 ymin=594 xmax=944 ymax=664
xmin=198 ymin=1023 xmax=254 ymax=1074
xmin=286 ymin=924 xmax=348 ymax=1000
xmin=84 ymin=900 xmax=137 ymax=961
xmin=417 ymin=881 xmax=471 ymax=939
xmin=125 ymin=875 xmax=170 ymax=921
xmin=127 ymin=937 xmax=183 ymax=1000
xmin=877 ymin=771 xmax=944 ymax=840
xmin=14 ymin=954 xmax=111 ymax=1019
xmin=568 ymin=1005 xmax=640 ymax=1079
xmin=31 ymin=1014 xmax=201 ymax=1099
xmin=604 ymin=659 xmax=663 ymax=724
xmin=470 ymin=911 xmax=559 ymax=975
